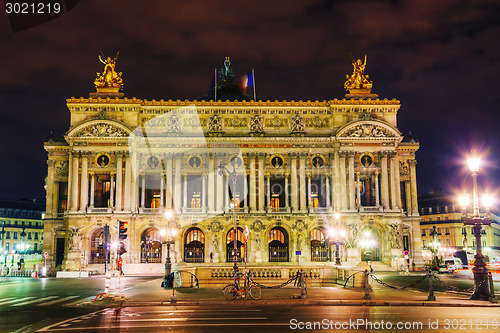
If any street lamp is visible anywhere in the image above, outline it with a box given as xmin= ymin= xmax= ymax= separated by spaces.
xmin=429 ymin=226 xmax=440 ymax=270
xmin=329 ymin=212 xmax=347 ymax=265
xmin=161 ymin=209 xmax=176 ymax=277
xmin=360 ymin=231 xmax=376 ymax=272
xmin=459 ymin=155 xmax=492 ymax=300
xmin=218 ymin=158 xmax=240 ymax=287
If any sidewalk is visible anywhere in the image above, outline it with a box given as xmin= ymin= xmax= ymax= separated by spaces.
xmin=88 ymin=276 xmax=500 ymax=308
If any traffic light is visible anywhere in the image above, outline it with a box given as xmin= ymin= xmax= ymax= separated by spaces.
xmin=119 ymin=220 xmax=128 ymax=240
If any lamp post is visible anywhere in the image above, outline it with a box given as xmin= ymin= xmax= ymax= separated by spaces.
xmin=360 ymin=231 xmax=376 ymax=272
xmin=459 ymin=156 xmax=492 ymax=300
xmin=161 ymin=210 xmax=176 ymax=277
xmin=218 ymin=158 xmax=240 ymax=287
xmin=429 ymin=226 xmax=439 ymax=270
xmin=329 ymin=212 xmax=346 ymax=265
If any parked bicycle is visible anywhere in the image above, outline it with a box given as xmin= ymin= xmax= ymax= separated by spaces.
xmin=223 ymin=273 xmax=261 ymax=300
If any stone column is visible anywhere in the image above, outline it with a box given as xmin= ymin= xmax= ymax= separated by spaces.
xmin=347 ymin=152 xmax=355 ymax=211
xmin=216 ymin=155 xmax=224 ymax=213
xmin=89 ymin=173 xmax=95 ymax=208
xmin=183 ymin=174 xmax=188 ymax=212
xmin=249 ymin=154 xmax=256 ymax=212
xmin=325 ymin=175 xmax=330 ymax=210
xmin=52 ymin=178 xmax=59 ymax=215
xmin=124 ymin=154 xmax=131 ymax=211
xmin=79 ymin=154 xmax=88 ymax=212
xmin=160 ymin=174 xmax=165 ymax=208
xmin=409 ymin=160 xmax=419 ymax=216
xmin=166 ymin=153 xmax=173 ymax=210
xmin=285 ymin=174 xmax=289 ymax=211
xmin=258 ymin=154 xmax=265 ymax=213
xmin=116 ymin=154 xmax=123 ymax=211
xmin=208 ymin=155 xmax=215 ymax=213
xmin=374 ymin=171 xmax=380 ymax=207
xmin=266 ymin=174 xmax=271 ymax=212
xmin=339 ymin=152 xmax=348 ymax=211
xmin=355 ymin=172 xmax=361 ymax=208
xmin=389 ymin=153 xmax=398 ymax=210
xmin=307 ymin=174 xmax=312 ymax=211
xmin=67 ymin=154 xmax=73 ymax=213
xmin=291 ymin=154 xmax=298 ymax=213
xmin=71 ymin=154 xmax=79 ymax=211
xmin=110 ymin=173 xmax=115 ymax=208
xmin=45 ymin=160 xmax=55 ymax=216
xmin=395 ymin=156 xmax=402 ymax=210
xmin=174 ymin=154 xmax=182 ymax=212
xmin=141 ymin=175 xmax=146 ymax=208
xmin=380 ymin=152 xmax=390 ymax=211
xmin=202 ymin=173 xmax=207 ymax=213
xmin=225 ymin=173 xmax=230 ymax=212
xmin=299 ymin=153 xmax=307 ymax=213
xmin=243 ymin=171 xmax=249 ymax=212
xmin=405 ymin=180 xmax=411 ymax=214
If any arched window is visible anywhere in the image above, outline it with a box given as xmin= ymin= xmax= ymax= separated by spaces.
xmin=310 ymin=228 xmax=328 ymax=262
xmin=268 ymin=227 xmax=289 ymax=262
xmin=226 ymin=228 xmax=244 ymax=262
xmin=184 ymin=228 xmax=205 ymax=263
xmin=141 ymin=228 xmax=162 ymax=263
xmin=89 ymin=228 xmax=105 ymax=264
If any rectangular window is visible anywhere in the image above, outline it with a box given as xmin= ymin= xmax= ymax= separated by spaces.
xmin=421 ymin=229 xmax=426 ymax=236
xmin=27 ymin=232 xmax=32 ymax=240
xmin=29 ymin=222 xmax=32 ymax=226
xmin=462 ymin=227 xmax=467 ymax=235
xmin=13 ymin=232 xmax=18 ymax=239
xmin=445 ymin=228 xmax=450 ymax=235
xmin=34 ymin=233 xmax=39 ymax=240
xmin=437 ymin=228 xmax=442 ymax=235
xmin=6 ymin=231 xmax=10 ymax=239
xmin=436 ymin=217 xmax=441 ymax=221
xmin=422 ymin=240 xmax=426 ymax=248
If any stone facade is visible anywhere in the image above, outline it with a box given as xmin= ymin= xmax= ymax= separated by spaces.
xmin=43 ymin=61 xmax=422 ymax=274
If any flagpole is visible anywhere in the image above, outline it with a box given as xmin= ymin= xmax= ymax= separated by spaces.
xmin=214 ymin=68 xmax=217 ymax=101
xmin=252 ymin=69 xmax=256 ymax=101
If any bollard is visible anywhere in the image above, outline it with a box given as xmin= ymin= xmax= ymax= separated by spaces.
xmin=300 ymin=270 xmax=307 ymax=299
xmin=363 ymin=269 xmax=371 ymax=300
xmin=488 ymin=272 xmax=498 ymax=304
xmin=427 ymin=270 xmax=436 ymax=301
xmin=104 ymin=270 xmax=112 ymax=294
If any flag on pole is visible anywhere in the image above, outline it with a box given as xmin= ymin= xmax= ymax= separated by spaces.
xmin=240 ymin=69 xmax=256 ymax=100
xmin=208 ymin=68 xmax=217 ymax=99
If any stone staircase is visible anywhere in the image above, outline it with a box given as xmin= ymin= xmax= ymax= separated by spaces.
xmin=369 ymin=261 xmax=395 ymax=272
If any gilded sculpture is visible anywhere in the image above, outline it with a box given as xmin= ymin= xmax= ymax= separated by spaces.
xmin=94 ymin=51 xmax=124 ymax=91
xmin=344 ymin=54 xmax=373 ymax=91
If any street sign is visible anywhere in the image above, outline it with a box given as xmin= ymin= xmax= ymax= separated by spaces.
xmin=243 ymin=225 xmax=249 ymax=242
xmin=404 ymin=250 xmax=409 ymax=256
xmin=44 ymin=252 xmax=48 ymax=258
xmin=296 ymin=251 xmax=301 ymax=255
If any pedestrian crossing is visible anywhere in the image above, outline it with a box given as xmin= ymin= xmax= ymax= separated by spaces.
xmin=0 ymin=295 xmax=85 ymax=307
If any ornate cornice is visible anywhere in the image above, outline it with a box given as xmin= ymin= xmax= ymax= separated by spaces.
xmin=67 ymin=97 xmax=400 ymax=107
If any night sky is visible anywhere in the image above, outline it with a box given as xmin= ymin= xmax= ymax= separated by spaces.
xmin=1 ymin=0 xmax=500 ymax=205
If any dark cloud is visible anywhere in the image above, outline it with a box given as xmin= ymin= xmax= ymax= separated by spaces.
xmin=1 ymin=0 xmax=500 ymax=201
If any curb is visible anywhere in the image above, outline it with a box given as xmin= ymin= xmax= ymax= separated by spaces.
xmin=79 ymin=298 xmax=500 ymax=308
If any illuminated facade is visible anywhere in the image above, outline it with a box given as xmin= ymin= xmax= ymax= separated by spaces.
xmin=43 ymin=56 xmax=423 ymax=273
xmin=0 ymin=199 xmax=45 ymax=268
xmin=419 ymin=192 xmax=500 ymax=262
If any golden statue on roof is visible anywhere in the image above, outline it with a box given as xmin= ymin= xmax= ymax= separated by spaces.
xmin=94 ymin=51 xmax=124 ymax=92
xmin=344 ymin=53 xmax=373 ymax=92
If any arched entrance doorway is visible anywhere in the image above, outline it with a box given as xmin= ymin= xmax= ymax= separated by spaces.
xmin=268 ymin=227 xmax=289 ymax=262
xmin=310 ymin=228 xmax=328 ymax=262
xmin=184 ymin=228 xmax=205 ymax=263
xmin=141 ymin=228 xmax=162 ymax=263
xmin=89 ymin=228 xmax=106 ymax=264
xmin=360 ymin=227 xmax=381 ymax=262
xmin=226 ymin=228 xmax=244 ymax=262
